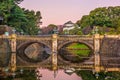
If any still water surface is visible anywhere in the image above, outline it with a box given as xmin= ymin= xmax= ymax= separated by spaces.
xmin=37 ymin=69 xmax=82 ymax=80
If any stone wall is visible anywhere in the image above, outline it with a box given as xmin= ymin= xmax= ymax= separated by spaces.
xmin=100 ymin=38 xmax=120 ymax=68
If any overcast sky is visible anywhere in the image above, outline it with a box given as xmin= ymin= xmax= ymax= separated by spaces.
xmin=19 ymin=0 xmax=120 ymax=26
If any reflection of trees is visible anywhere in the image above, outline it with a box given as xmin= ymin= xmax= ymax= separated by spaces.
xmin=60 ymin=49 xmax=91 ymax=63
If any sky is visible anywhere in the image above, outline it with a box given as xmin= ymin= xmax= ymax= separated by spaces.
xmin=19 ymin=0 xmax=120 ymax=27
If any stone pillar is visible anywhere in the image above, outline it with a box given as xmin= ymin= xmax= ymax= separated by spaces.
xmin=10 ymin=34 xmax=17 ymax=72
xmin=94 ymin=34 xmax=100 ymax=72
xmin=52 ymin=34 xmax=58 ymax=70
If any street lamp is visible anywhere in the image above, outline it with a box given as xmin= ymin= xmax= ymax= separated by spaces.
xmin=92 ymin=69 xmax=95 ymax=74
xmin=20 ymin=68 xmax=24 ymax=74
xmin=95 ymin=73 xmax=99 ymax=79
xmin=0 ymin=16 xmax=3 ymax=24
xmin=12 ymin=72 xmax=16 ymax=79
xmin=53 ymin=27 xmax=58 ymax=34
xmin=21 ymin=31 xmax=24 ymax=35
xmin=12 ymin=28 xmax=16 ymax=34
xmin=92 ymin=26 xmax=99 ymax=35
xmin=38 ymin=30 xmax=41 ymax=35
xmin=94 ymin=26 xmax=98 ymax=34
xmin=4 ymin=67 xmax=9 ymax=74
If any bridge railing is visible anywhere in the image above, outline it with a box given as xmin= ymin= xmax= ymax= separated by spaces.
xmin=58 ymin=35 xmax=94 ymax=40
xmin=99 ymin=35 xmax=120 ymax=39
xmin=17 ymin=35 xmax=51 ymax=37
xmin=16 ymin=35 xmax=52 ymax=40
xmin=59 ymin=35 xmax=93 ymax=38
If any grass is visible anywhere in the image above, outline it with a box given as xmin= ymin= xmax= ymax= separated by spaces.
xmin=66 ymin=43 xmax=91 ymax=57
xmin=66 ymin=43 xmax=89 ymax=49
xmin=70 ymin=50 xmax=91 ymax=56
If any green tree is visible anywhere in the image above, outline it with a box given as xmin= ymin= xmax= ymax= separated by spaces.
xmin=48 ymin=24 xmax=57 ymax=28
xmin=0 ymin=0 xmax=42 ymax=35
xmin=22 ymin=10 xmax=42 ymax=35
xmin=47 ymin=24 xmax=57 ymax=34
xmin=76 ymin=15 xmax=92 ymax=28
xmin=77 ymin=6 xmax=120 ymax=34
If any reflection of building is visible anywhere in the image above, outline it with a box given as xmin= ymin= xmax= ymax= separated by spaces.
xmin=64 ymin=68 xmax=75 ymax=74
xmin=41 ymin=21 xmax=77 ymax=35
xmin=35 ymin=68 xmax=42 ymax=80
xmin=63 ymin=21 xmax=75 ymax=31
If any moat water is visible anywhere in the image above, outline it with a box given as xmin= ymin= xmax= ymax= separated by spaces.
xmin=0 ymin=42 xmax=89 ymax=79
xmin=35 ymin=69 xmax=82 ymax=80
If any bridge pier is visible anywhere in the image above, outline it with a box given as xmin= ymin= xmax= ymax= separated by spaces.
xmin=94 ymin=34 xmax=100 ymax=72
xmin=51 ymin=34 xmax=58 ymax=70
xmin=10 ymin=34 xmax=17 ymax=72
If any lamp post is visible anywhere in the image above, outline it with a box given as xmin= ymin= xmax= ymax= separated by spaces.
xmin=4 ymin=67 xmax=9 ymax=75
xmin=92 ymin=26 xmax=99 ymax=35
xmin=94 ymin=26 xmax=98 ymax=34
xmin=0 ymin=16 xmax=3 ymax=24
xmin=38 ymin=29 xmax=41 ymax=35
xmin=53 ymin=27 xmax=58 ymax=34
xmin=12 ymin=28 xmax=16 ymax=34
xmin=21 ymin=31 xmax=24 ymax=35
xmin=12 ymin=72 xmax=16 ymax=79
xmin=95 ymin=73 xmax=99 ymax=79
xmin=20 ymin=69 xmax=23 ymax=74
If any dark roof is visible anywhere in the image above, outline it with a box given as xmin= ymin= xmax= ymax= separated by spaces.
xmin=64 ymin=21 xmax=74 ymax=25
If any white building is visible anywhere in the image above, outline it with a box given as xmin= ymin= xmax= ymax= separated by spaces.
xmin=63 ymin=21 xmax=75 ymax=31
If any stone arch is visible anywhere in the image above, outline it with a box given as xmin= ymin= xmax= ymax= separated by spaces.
xmin=17 ymin=41 xmax=51 ymax=63
xmin=57 ymin=40 xmax=94 ymax=63
xmin=17 ymin=41 xmax=51 ymax=50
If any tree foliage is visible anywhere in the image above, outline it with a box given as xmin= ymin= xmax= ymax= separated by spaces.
xmin=47 ymin=24 xmax=57 ymax=34
xmin=76 ymin=6 xmax=120 ymax=34
xmin=0 ymin=0 xmax=42 ymax=35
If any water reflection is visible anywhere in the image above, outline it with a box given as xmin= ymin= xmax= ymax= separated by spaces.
xmin=36 ymin=69 xmax=82 ymax=80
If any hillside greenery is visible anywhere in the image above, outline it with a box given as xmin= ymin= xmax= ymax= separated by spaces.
xmin=76 ymin=6 xmax=120 ymax=34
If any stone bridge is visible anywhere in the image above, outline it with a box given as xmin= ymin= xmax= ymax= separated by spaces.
xmin=0 ymin=34 xmax=120 ymax=73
